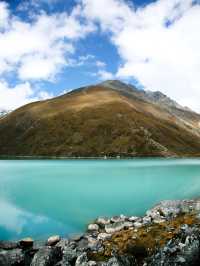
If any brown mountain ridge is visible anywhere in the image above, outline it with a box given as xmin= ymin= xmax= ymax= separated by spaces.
xmin=0 ymin=80 xmax=200 ymax=157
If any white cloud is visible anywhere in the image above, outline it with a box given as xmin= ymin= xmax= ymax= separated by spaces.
xmin=96 ymin=60 xmax=106 ymax=68
xmin=94 ymin=60 xmax=112 ymax=79
xmin=0 ymin=2 xmax=9 ymax=29
xmin=97 ymin=69 xmax=114 ymax=80
xmin=0 ymin=198 xmax=48 ymax=235
xmin=69 ymin=54 xmax=95 ymax=67
xmin=0 ymin=80 xmax=52 ymax=110
xmin=0 ymin=5 xmax=95 ymax=81
xmin=81 ymin=0 xmax=200 ymax=112
xmin=18 ymin=50 xmax=67 ymax=81
xmin=0 ymin=1 xmax=96 ymax=110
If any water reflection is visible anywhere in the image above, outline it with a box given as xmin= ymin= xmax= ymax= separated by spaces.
xmin=0 ymin=199 xmax=68 ymax=240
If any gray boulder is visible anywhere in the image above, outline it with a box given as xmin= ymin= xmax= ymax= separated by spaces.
xmin=19 ymin=238 xmax=34 ymax=249
xmin=47 ymin=235 xmax=61 ymax=246
xmin=147 ymin=200 xmax=200 ymax=220
xmin=60 ymin=245 xmax=79 ymax=264
xmin=30 ymin=246 xmax=61 ymax=266
xmin=0 ymin=241 xmax=19 ymax=250
xmin=0 ymin=249 xmax=25 ymax=266
xmin=75 ymin=253 xmax=88 ymax=266
xmin=105 ymin=221 xmax=133 ymax=234
xmin=101 ymin=255 xmax=137 ymax=266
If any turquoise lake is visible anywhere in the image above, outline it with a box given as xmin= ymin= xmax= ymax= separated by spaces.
xmin=0 ymin=159 xmax=200 ymax=240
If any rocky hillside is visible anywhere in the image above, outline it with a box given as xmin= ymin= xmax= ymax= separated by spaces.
xmin=1 ymin=199 xmax=200 ymax=265
xmin=0 ymin=80 xmax=200 ymax=157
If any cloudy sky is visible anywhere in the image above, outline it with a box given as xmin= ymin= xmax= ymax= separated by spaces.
xmin=0 ymin=0 xmax=200 ymax=112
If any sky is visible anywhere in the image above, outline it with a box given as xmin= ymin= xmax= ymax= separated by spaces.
xmin=0 ymin=0 xmax=200 ymax=112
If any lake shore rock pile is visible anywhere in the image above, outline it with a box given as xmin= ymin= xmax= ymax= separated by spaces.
xmin=1 ymin=199 xmax=200 ymax=266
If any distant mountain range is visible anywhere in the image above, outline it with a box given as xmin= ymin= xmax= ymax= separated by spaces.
xmin=0 ymin=109 xmax=10 ymax=117
xmin=0 ymin=80 xmax=200 ymax=157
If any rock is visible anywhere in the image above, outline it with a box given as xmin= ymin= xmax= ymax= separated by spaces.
xmin=55 ymin=261 xmax=71 ymax=266
xmin=142 ymin=216 xmax=152 ymax=225
xmin=70 ymin=234 xmax=84 ymax=242
xmin=87 ymin=237 xmax=101 ymax=251
xmin=102 ymin=255 xmax=137 ymax=266
xmin=133 ymin=222 xmax=142 ymax=228
xmin=96 ymin=217 xmax=110 ymax=226
xmin=31 ymin=246 xmax=62 ymax=266
xmin=47 ymin=235 xmax=61 ymax=246
xmin=56 ymin=239 xmax=69 ymax=251
xmin=105 ymin=222 xmax=124 ymax=234
xmin=124 ymin=222 xmax=133 ymax=229
xmin=88 ymin=224 xmax=99 ymax=231
xmin=147 ymin=200 xmax=200 ymax=220
xmin=97 ymin=233 xmax=112 ymax=241
xmin=76 ymin=238 xmax=89 ymax=251
xmin=88 ymin=261 xmax=97 ymax=266
xmin=19 ymin=237 xmax=34 ymax=248
xmin=153 ymin=218 xmax=166 ymax=224
xmin=176 ymin=256 xmax=186 ymax=263
xmin=0 ymin=241 xmax=19 ymax=250
xmin=146 ymin=210 xmax=162 ymax=220
xmin=33 ymin=240 xmax=46 ymax=251
xmin=148 ymin=226 xmax=200 ymax=266
xmin=128 ymin=216 xmax=140 ymax=222
xmin=75 ymin=253 xmax=88 ymax=266
xmin=62 ymin=246 xmax=78 ymax=264
xmin=105 ymin=221 xmax=133 ymax=234
xmin=0 ymin=249 xmax=25 ymax=266
xmin=110 ymin=215 xmax=127 ymax=223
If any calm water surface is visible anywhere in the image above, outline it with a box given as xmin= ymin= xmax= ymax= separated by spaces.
xmin=0 ymin=159 xmax=200 ymax=240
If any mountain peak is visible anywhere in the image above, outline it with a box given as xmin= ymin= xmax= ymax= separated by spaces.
xmin=145 ymin=90 xmax=187 ymax=111
xmin=99 ymin=80 xmax=190 ymax=112
xmin=99 ymin=79 xmax=139 ymax=94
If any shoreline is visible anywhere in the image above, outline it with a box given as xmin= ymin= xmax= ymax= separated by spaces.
xmin=0 ymin=155 xmax=200 ymax=160
xmin=1 ymin=199 xmax=200 ymax=265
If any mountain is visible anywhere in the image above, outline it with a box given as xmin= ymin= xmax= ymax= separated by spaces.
xmin=0 ymin=80 xmax=200 ymax=157
xmin=0 ymin=109 xmax=9 ymax=118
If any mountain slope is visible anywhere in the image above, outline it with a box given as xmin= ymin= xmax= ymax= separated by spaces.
xmin=0 ymin=81 xmax=200 ymax=157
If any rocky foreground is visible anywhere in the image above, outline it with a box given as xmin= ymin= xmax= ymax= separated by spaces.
xmin=1 ymin=200 xmax=200 ymax=266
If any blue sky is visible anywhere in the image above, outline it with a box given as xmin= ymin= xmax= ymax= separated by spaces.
xmin=0 ymin=0 xmax=200 ymax=112
xmin=6 ymin=0 xmax=152 ymax=93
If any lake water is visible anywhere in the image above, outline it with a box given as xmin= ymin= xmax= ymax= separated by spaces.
xmin=0 ymin=159 xmax=200 ymax=240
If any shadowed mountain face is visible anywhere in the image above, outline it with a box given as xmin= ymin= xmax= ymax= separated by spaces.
xmin=0 ymin=80 xmax=200 ymax=157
